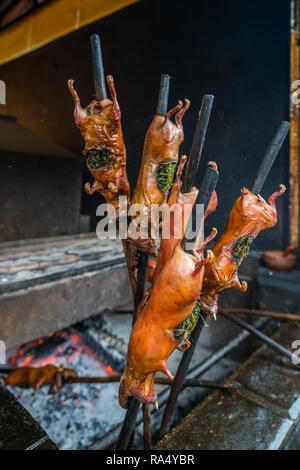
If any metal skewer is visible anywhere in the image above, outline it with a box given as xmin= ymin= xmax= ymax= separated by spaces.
xmin=183 ymin=162 xmax=219 ymax=249
xmin=156 ymin=74 xmax=171 ymax=116
xmin=250 ymin=121 xmax=290 ymax=194
xmin=158 ymin=161 xmax=218 ymax=441
xmin=2 ymin=370 xmax=240 ymax=391
xmin=90 ymin=34 xmax=107 ymax=101
xmin=157 ymin=95 xmax=216 ymax=440
xmin=115 ymin=397 xmax=140 ymax=450
xmin=143 ymin=404 xmax=152 ymax=450
xmin=221 ymin=308 xmax=300 ymax=322
xmin=182 ymin=95 xmax=214 ymax=192
xmin=116 ymin=74 xmax=171 ymax=450
xmin=220 ymin=311 xmax=295 ymax=361
xmin=88 ymin=33 xmax=141 ymax=449
xmin=221 ymin=122 xmax=293 ymax=359
xmin=132 ymin=251 xmax=148 ymax=325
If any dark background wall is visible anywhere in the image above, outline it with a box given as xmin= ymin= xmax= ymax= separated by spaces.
xmin=0 ymin=151 xmax=82 ymax=241
xmin=0 ymin=0 xmax=290 ymax=249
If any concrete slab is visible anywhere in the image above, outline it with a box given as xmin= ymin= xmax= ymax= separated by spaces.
xmin=0 ymin=384 xmax=57 ymax=450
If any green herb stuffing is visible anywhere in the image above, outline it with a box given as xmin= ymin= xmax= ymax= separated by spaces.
xmin=156 ymin=162 xmax=176 ymax=193
xmin=232 ymin=235 xmax=254 ymax=266
xmin=82 ymin=149 xmax=111 ymax=169
xmin=174 ymin=300 xmax=208 ymax=342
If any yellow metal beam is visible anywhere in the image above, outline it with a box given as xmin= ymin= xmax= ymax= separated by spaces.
xmin=290 ymin=0 xmax=300 ymax=247
xmin=0 ymin=0 xmax=139 ymax=66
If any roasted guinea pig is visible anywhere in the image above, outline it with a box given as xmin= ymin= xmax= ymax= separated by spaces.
xmin=119 ymin=157 xmax=217 ymax=407
xmin=201 ymin=185 xmax=286 ymax=317
xmin=68 ymin=75 xmax=130 ymax=214
xmin=5 ymin=365 xmax=77 ymax=395
xmin=128 ymin=99 xmax=190 ymax=254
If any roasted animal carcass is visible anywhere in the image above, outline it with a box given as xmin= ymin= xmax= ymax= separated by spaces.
xmin=68 ymin=75 xmax=130 ymax=215
xmin=119 ymin=157 xmax=217 ymax=407
xmin=201 ymin=185 xmax=286 ymax=317
xmin=129 ymin=100 xmax=190 ymax=254
xmin=5 ymin=365 xmax=77 ymax=395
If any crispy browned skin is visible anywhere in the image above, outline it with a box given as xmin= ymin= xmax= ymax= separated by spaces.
xmin=119 ymin=158 xmax=216 ymax=407
xmin=145 ymin=259 xmax=157 ymax=284
xmin=5 ymin=365 xmax=77 ymax=395
xmin=146 ymin=161 xmax=218 ymax=285
xmin=68 ymin=75 xmax=130 ymax=213
xmin=129 ymin=100 xmax=190 ymax=254
xmin=201 ymin=185 xmax=286 ymax=316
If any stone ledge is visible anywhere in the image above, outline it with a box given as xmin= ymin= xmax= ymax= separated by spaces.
xmin=0 ymin=385 xmax=58 ymax=450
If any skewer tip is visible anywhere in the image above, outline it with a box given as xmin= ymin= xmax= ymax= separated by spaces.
xmin=90 ymin=33 xmax=100 ymax=45
xmin=156 ymin=74 xmax=171 ymax=116
xmin=90 ymin=33 xmax=107 ymax=101
xmin=154 ymin=401 xmax=159 ymax=410
xmin=198 ymin=95 xmax=214 ymax=117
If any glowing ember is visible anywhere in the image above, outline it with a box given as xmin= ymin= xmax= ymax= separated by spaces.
xmin=7 ymin=321 xmax=125 ymax=450
xmin=105 ymin=365 xmax=116 ymax=375
xmin=9 ymin=328 xmax=117 ymax=375
xmin=20 ymin=355 xmax=34 ymax=367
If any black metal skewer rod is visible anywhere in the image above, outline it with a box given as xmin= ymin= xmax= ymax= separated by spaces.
xmin=155 ymin=377 xmax=241 ymax=390
xmin=221 ymin=307 xmax=300 ymax=322
xmin=182 ymin=95 xmax=214 ymax=193
xmin=143 ymin=404 xmax=152 ymax=450
xmin=1 ymin=371 xmax=240 ymax=391
xmin=115 ymin=253 xmax=147 ymax=449
xmin=250 ymin=121 xmax=290 ymax=194
xmin=132 ymin=251 xmax=148 ymax=325
xmin=115 ymin=397 xmax=140 ymax=450
xmin=194 ymin=163 xmax=219 ymax=213
xmin=90 ymin=34 xmax=107 ymax=101
xmin=220 ymin=311 xmax=295 ymax=362
xmin=156 ymin=74 xmax=171 ymax=116
xmin=116 ymin=73 xmax=171 ymax=450
xmin=158 ymin=98 xmax=217 ymax=439
xmin=157 ymin=322 xmax=204 ymax=441
xmin=183 ymin=163 xmax=219 ymax=249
